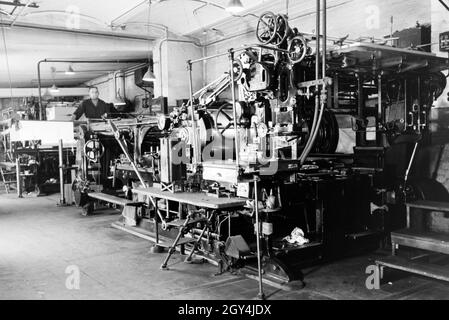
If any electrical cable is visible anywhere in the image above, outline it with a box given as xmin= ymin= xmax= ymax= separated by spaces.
xmin=300 ymin=98 xmax=325 ymax=164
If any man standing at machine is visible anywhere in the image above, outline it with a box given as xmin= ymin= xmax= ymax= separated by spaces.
xmin=72 ymin=86 xmax=119 ymax=191
xmin=72 ymin=87 xmax=118 ymax=120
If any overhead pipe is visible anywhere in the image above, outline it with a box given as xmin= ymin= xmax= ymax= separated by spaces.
xmin=86 ymin=62 xmax=150 ymax=88
xmin=9 ymin=0 xmax=33 ymax=27
xmin=0 ymin=21 xmax=156 ymax=41
xmin=37 ymin=59 xmax=148 ymax=120
xmin=113 ymin=70 xmax=126 ymax=105
xmin=0 ymin=1 xmax=38 ymax=8
xmin=0 ymin=9 xmax=11 ymax=16
xmin=18 ymin=10 xmax=108 ymax=28
xmin=110 ymin=0 xmax=150 ymax=26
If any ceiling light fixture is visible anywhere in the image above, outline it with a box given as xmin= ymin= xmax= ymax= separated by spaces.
xmin=211 ymin=28 xmax=225 ymax=38
xmin=226 ymin=0 xmax=244 ymax=13
xmin=49 ymin=67 xmax=59 ymax=94
xmin=113 ymin=87 xmax=126 ymax=106
xmin=143 ymin=67 xmax=156 ymax=82
xmin=65 ymin=65 xmax=76 ymax=75
xmin=49 ymin=84 xmax=60 ymax=93
xmin=113 ymin=95 xmax=126 ymax=106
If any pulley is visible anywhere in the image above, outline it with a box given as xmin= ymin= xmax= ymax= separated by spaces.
xmin=426 ymin=72 xmax=447 ymax=101
xmin=84 ymin=139 xmax=105 ymax=163
xmin=232 ymin=59 xmax=244 ymax=82
xmin=215 ymin=103 xmax=235 ymax=135
xmin=157 ymin=115 xmax=172 ymax=131
xmin=288 ymin=35 xmax=308 ymax=64
xmin=256 ymin=12 xmax=278 ymax=45
xmin=256 ymin=12 xmax=290 ymax=46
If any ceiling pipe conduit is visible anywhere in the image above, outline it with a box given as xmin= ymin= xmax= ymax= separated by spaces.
xmin=0 ymin=21 xmax=157 ymax=41
xmin=18 ymin=10 xmax=109 ymax=27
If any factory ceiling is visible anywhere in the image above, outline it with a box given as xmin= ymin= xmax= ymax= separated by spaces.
xmin=0 ymin=0 xmax=266 ymax=88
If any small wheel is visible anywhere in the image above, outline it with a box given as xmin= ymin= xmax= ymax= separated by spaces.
xmin=426 ymin=72 xmax=446 ymax=101
xmin=256 ymin=12 xmax=278 ymax=45
xmin=84 ymin=139 xmax=104 ymax=163
xmin=214 ymin=103 xmax=235 ymax=136
xmin=271 ymin=14 xmax=290 ymax=46
xmin=231 ymin=59 xmax=244 ymax=82
xmin=288 ymin=35 xmax=308 ymax=64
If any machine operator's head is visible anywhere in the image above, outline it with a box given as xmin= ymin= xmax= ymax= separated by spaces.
xmin=89 ymin=87 xmax=100 ymax=101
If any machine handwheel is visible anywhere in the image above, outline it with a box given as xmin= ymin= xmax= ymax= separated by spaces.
xmin=84 ymin=139 xmax=105 ymax=163
xmin=214 ymin=103 xmax=235 ymax=135
xmin=288 ymin=35 xmax=308 ymax=64
xmin=271 ymin=14 xmax=289 ymax=46
xmin=427 ymin=72 xmax=447 ymax=101
xmin=256 ymin=12 xmax=278 ymax=45
xmin=232 ymin=59 xmax=244 ymax=82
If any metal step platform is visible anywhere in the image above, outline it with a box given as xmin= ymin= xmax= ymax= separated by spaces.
xmin=376 ymin=255 xmax=449 ymax=283
xmin=392 ymin=229 xmax=449 ymax=255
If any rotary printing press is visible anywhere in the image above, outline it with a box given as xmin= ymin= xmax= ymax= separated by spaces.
xmin=75 ymin=12 xmax=449 ymax=283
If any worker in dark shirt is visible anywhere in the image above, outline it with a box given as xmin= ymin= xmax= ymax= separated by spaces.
xmin=72 ymin=87 xmax=118 ymax=121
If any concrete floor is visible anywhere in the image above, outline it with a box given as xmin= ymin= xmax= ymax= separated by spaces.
xmin=1 ymin=192 xmax=449 ymax=300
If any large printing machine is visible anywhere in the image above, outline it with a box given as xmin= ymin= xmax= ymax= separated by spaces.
xmin=72 ymin=11 xmax=449 ymax=286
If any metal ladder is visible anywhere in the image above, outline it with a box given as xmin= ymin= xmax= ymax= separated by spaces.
xmin=0 ymin=167 xmax=15 ymax=194
xmin=160 ymin=211 xmax=211 ymax=270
